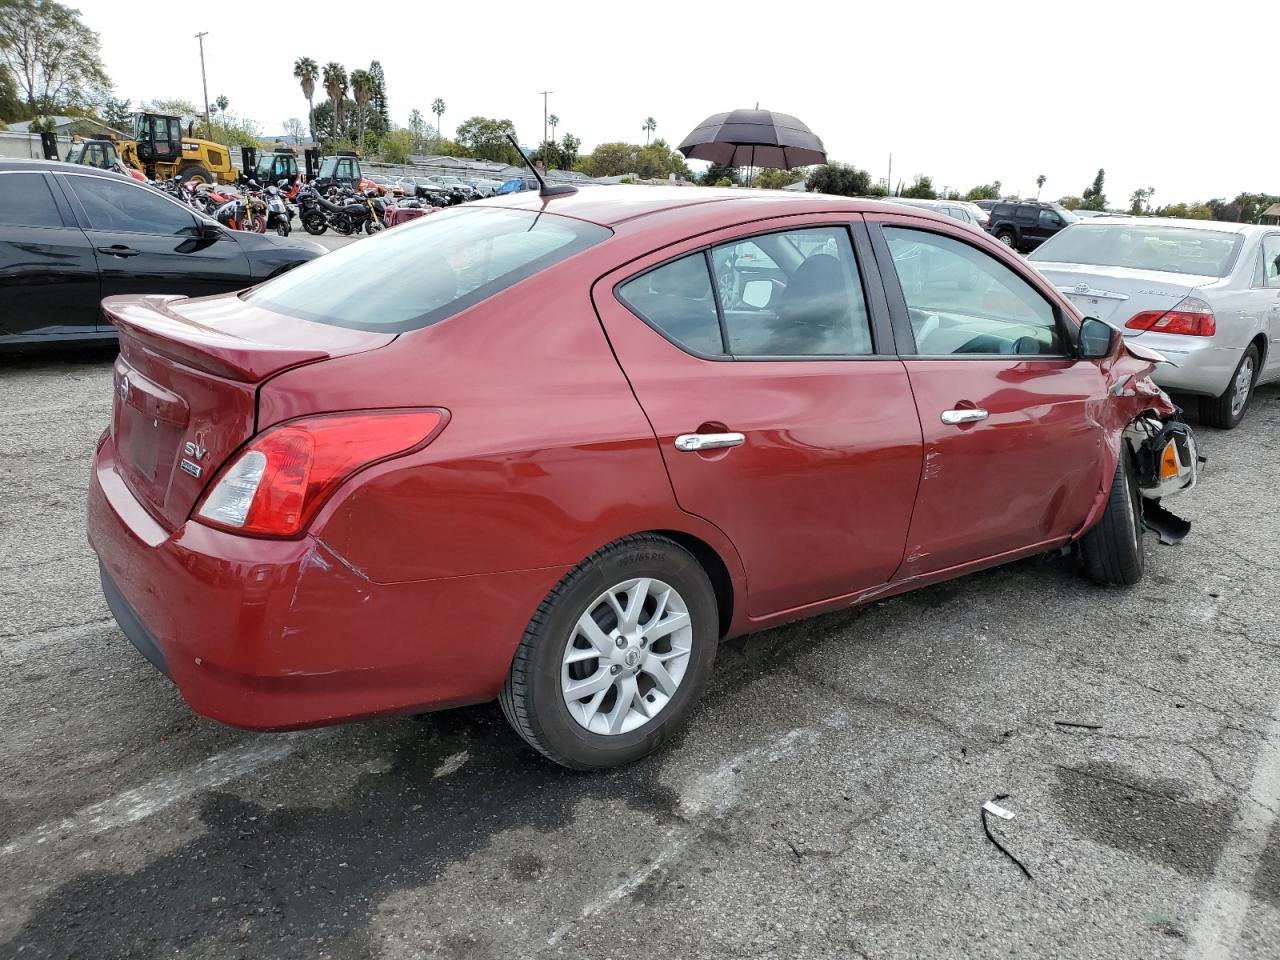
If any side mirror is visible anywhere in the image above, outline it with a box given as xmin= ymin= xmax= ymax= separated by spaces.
xmin=1078 ymin=317 xmax=1115 ymax=360
xmin=198 ymin=221 xmax=224 ymax=241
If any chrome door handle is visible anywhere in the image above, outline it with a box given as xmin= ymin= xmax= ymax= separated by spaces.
xmin=940 ymin=408 xmax=988 ymax=425
xmin=674 ymin=432 xmax=745 ymax=452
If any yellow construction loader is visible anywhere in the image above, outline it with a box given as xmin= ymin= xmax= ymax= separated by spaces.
xmin=69 ymin=113 xmax=236 ymax=184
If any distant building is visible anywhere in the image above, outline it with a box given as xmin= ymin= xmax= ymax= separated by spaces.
xmin=6 ymin=116 xmax=125 ymax=138
xmin=1262 ymin=202 xmax=1280 ymax=225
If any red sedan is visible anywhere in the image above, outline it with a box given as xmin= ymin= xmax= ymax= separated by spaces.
xmin=87 ymin=189 xmax=1200 ymax=769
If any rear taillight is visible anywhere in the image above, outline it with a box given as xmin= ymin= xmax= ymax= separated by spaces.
xmin=194 ymin=409 xmax=447 ymax=537
xmin=1125 ymin=296 xmax=1216 ymax=337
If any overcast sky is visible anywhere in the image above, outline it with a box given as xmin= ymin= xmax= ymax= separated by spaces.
xmin=77 ymin=0 xmax=1270 ymax=206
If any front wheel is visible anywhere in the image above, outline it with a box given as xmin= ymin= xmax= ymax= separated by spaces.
xmin=996 ymin=230 xmax=1016 ymax=248
xmin=301 ymin=213 xmax=327 ymax=236
xmin=1077 ymin=453 xmax=1145 ymax=586
xmin=1199 ymin=344 xmax=1258 ymax=430
xmin=500 ymin=534 xmax=719 ymax=770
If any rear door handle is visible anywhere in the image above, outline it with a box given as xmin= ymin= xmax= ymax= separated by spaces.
xmin=940 ymin=408 xmax=989 ymax=425
xmin=97 ymin=245 xmax=140 ymax=258
xmin=674 ymin=432 xmax=745 ymax=452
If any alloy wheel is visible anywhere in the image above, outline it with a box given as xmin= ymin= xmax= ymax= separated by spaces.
xmin=560 ymin=577 xmax=693 ymax=735
xmin=1230 ymin=354 xmax=1254 ymax=417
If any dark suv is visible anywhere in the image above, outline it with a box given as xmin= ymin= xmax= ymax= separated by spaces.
xmin=985 ymin=201 xmax=1077 ymax=253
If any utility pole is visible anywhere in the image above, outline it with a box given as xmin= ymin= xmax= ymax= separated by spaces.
xmin=887 ymin=152 xmax=892 ymax=196
xmin=195 ymin=32 xmax=211 ymax=140
xmin=538 ymin=90 xmax=552 ymax=150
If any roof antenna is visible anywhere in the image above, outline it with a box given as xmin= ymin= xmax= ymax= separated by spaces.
xmin=506 ymin=133 xmax=576 ymax=198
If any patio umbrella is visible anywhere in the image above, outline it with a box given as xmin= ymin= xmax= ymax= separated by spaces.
xmin=677 ymin=109 xmax=827 ymax=183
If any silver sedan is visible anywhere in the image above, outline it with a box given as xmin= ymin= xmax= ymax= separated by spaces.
xmin=1030 ymin=218 xmax=1280 ymax=428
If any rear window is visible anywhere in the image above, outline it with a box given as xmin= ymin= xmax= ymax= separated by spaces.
xmin=244 ymin=206 xmax=611 ymax=332
xmin=1030 ymin=224 xmax=1243 ymax=277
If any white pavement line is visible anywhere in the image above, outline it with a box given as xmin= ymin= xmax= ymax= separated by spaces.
xmin=546 ymin=723 xmax=824 ymax=947
xmin=1185 ymin=706 xmax=1280 ymax=959
xmin=1 ymin=736 xmax=300 ymax=858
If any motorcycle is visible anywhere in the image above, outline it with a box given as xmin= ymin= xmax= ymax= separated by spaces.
xmin=213 ymin=182 xmax=267 ymax=233
xmin=264 ymin=182 xmax=292 ymax=237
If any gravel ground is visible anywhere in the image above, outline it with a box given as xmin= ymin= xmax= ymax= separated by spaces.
xmin=1 ymin=348 xmax=1277 ymax=960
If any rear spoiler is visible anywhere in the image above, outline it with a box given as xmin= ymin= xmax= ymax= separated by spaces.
xmin=103 ymin=295 xmax=331 ymax=382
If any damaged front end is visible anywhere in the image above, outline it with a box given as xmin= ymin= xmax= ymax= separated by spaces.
xmin=1123 ymin=410 xmax=1203 ymax=544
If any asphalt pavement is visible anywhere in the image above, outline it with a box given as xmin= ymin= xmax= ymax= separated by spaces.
xmin=1 ymin=348 xmax=1277 ymax=960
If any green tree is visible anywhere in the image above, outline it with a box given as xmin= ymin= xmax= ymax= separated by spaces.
xmin=1081 ymin=168 xmax=1107 ymax=211
xmin=0 ymin=64 xmax=21 ymax=121
xmin=431 ymin=97 xmax=445 ymax=146
xmin=577 ymin=140 xmax=689 ymax=180
xmin=806 ymin=163 xmax=871 ymax=196
xmin=213 ymin=94 xmax=229 ymax=116
xmin=95 ymin=93 xmax=130 ymax=132
xmin=1035 ymin=173 xmax=1046 ymax=198
xmin=408 ymin=108 xmax=424 ymax=151
xmin=322 ymin=62 xmax=347 ymax=140
xmin=1058 ymin=195 xmax=1082 ymax=210
xmin=753 ymin=167 xmax=805 ymax=189
xmin=350 ymin=69 xmax=373 ymax=151
xmin=368 ymin=60 xmax=388 ymax=128
xmin=293 ymin=56 xmax=318 ymax=143
xmin=142 ymin=97 xmax=202 ymax=127
xmin=701 ymin=162 xmax=738 ymax=185
xmin=548 ymin=113 xmax=559 ymax=138
xmin=559 ymin=132 xmax=580 ymax=169
xmin=642 ymin=116 xmax=656 ymax=144
xmin=1129 ymin=186 xmax=1155 ymax=215
xmin=454 ymin=116 xmax=520 ymax=164
xmin=0 ymin=0 xmax=110 ymax=116
xmin=900 ymin=174 xmax=937 ymax=199
xmin=964 ymin=182 xmax=1001 ymax=201
xmin=379 ymin=128 xmax=414 ymax=164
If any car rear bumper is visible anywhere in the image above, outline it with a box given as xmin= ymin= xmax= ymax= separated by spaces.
xmin=87 ymin=435 xmax=567 ymax=730
xmin=1124 ymin=331 xmax=1240 ymax=397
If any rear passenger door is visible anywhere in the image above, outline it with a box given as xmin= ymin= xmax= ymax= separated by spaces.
xmin=593 ymin=216 xmax=924 ymax=618
xmin=0 ymin=170 xmax=100 ymax=338
xmin=868 ymin=212 xmax=1107 ymax=575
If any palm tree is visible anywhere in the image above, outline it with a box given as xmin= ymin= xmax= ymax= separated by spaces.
xmin=408 ymin=108 xmax=424 ymax=152
xmin=642 ymin=116 xmax=656 ymax=145
xmin=293 ymin=57 xmax=319 ymax=143
xmin=213 ymin=95 xmax=229 ymax=116
xmin=1035 ymin=173 xmax=1046 ymax=198
xmin=431 ymin=97 xmax=446 ymax=149
xmin=548 ymin=113 xmax=559 ymax=139
xmin=322 ymin=62 xmax=348 ymax=142
xmin=351 ymin=69 xmax=373 ymax=150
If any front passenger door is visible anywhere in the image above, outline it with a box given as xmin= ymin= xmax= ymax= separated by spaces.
xmin=58 ymin=173 xmax=252 ymax=321
xmin=871 ymin=217 xmax=1107 ymax=577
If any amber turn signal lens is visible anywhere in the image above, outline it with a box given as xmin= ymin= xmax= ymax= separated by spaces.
xmin=1160 ymin=440 xmax=1180 ymax=479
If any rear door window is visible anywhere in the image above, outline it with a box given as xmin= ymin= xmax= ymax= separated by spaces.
xmin=1262 ymin=236 xmax=1280 ymax=289
xmin=617 ymin=226 xmax=875 ymax=358
xmin=0 ymin=173 xmax=62 ymax=227
xmin=1016 ymin=205 xmax=1037 ymax=221
xmin=884 ymin=226 xmax=1063 ymax=356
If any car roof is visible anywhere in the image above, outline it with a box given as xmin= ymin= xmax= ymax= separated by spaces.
xmin=475 ymin=185 xmax=954 ymax=228
xmin=1067 ymin=216 xmax=1262 ymax=235
xmin=0 ymin=158 xmax=135 ymax=183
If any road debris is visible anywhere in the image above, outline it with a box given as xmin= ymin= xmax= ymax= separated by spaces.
xmin=980 ymin=794 xmax=1033 ymax=880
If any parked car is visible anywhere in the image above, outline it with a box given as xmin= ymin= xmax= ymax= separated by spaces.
xmin=1030 ymin=217 xmax=1280 ymax=428
xmin=468 ymin=178 xmax=503 ymax=198
xmin=88 ymin=189 xmax=1199 ymax=770
xmin=0 ymin=160 xmax=324 ymax=351
xmin=881 ymin=197 xmax=986 ymax=234
xmin=973 ymin=200 xmax=998 ymax=213
xmin=495 ymin=176 xmax=540 ymax=195
xmin=960 ymin=201 xmax=990 ymax=227
xmin=986 ymin=200 xmax=1078 ymax=252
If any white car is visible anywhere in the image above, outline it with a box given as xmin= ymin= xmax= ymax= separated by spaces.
xmin=1030 ymin=217 xmax=1280 ymax=428
xmin=882 ymin=197 xmax=987 ymax=234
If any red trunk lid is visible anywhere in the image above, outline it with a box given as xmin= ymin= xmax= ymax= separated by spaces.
xmin=104 ymin=293 xmax=394 ymax=530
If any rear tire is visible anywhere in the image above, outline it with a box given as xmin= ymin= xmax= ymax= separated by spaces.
xmin=500 ymin=534 xmax=719 ymax=770
xmin=996 ymin=230 xmax=1017 ymax=249
xmin=1199 ymin=344 xmax=1258 ymax=430
xmin=1077 ymin=453 xmax=1145 ymax=586
xmin=301 ymin=213 xmax=327 ymax=236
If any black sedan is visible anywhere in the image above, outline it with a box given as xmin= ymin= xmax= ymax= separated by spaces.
xmin=0 ymin=160 xmax=325 ymax=351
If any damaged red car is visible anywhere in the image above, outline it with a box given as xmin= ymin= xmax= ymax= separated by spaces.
xmin=87 ymin=189 xmax=1200 ymax=769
